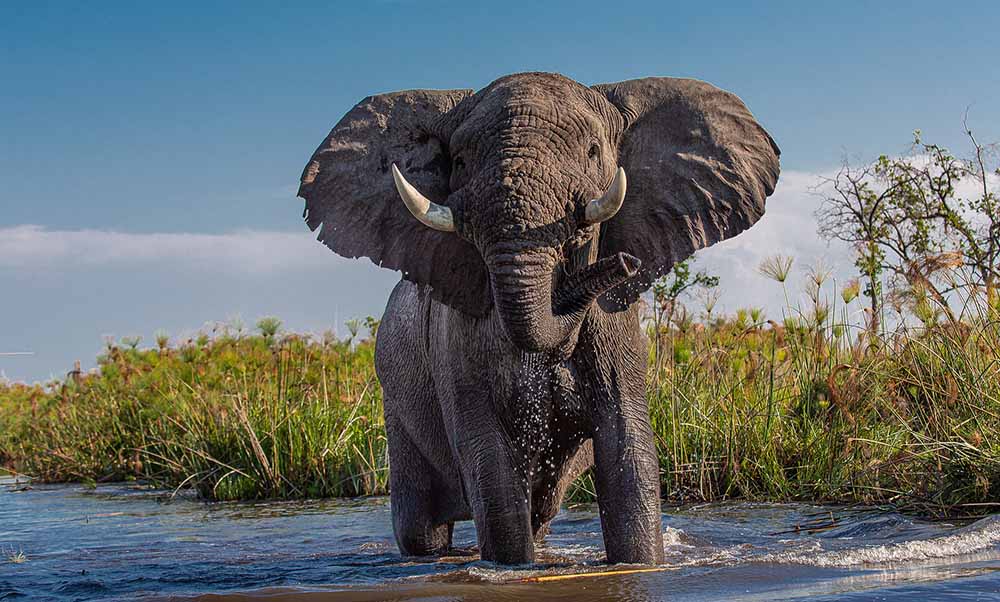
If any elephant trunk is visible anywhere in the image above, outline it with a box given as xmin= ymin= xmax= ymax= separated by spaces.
xmin=490 ymin=249 xmax=641 ymax=353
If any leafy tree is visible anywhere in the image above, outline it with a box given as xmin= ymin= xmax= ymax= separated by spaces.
xmin=648 ymin=259 xmax=719 ymax=377
xmin=652 ymin=260 xmax=720 ymax=327
xmin=363 ymin=315 xmax=381 ymax=338
xmin=817 ymin=127 xmax=999 ymax=324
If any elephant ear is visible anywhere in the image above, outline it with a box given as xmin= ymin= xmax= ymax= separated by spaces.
xmin=298 ymin=88 xmax=493 ymax=317
xmin=592 ymin=77 xmax=780 ymax=311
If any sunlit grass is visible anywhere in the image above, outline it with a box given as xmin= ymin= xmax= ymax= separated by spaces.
xmin=0 ymin=323 xmax=387 ymax=501
xmin=2 ymin=272 xmax=1000 ymax=516
xmin=643 ymin=264 xmax=1000 ymax=516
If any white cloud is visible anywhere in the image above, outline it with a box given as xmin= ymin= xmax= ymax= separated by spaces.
xmin=5 ymin=165 xmax=994 ymax=383
xmin=1 ymin=169 xmax=863 ymax=383
xmin=686 ymin=168 xmax=857 ymax=318
xmin=689 ymin=156 xmax=1000 ymax=320
xmin=0 ymin=225 xmax=342 ymax=273
xmin=0 ymin=168 xmax=855 ymax=319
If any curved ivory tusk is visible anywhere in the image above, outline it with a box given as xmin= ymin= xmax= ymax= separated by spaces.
xmin=584 ymin=167 xmax=627 ymax=224
xmin=391 ymin=164 xmax=456 ymax=232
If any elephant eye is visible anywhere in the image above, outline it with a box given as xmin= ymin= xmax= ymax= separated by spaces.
xmin=453 ymin=156 xmax=466 ymax=171
xmin=587 ymin=143 xmax=600 ymax=160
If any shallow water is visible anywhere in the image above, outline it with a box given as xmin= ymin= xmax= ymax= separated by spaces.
xmin=3 ymin=475 xmax=1000 ymax=601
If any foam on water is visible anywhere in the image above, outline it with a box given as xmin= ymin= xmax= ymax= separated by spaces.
xmin=760 ymin=516 xmax=1000 ymax=567
xmin=662 ymin=525 xmax=688 ymax=549
xmin=6 ymin=485 xmax=1000 ymax=601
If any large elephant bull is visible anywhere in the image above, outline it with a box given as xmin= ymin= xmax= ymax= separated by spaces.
xmin=298 ymin=72 xmax=779 ymax=565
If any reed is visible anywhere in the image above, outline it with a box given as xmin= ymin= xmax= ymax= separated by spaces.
xmin=2 ymin=276 xmax=999 ymax=515
xmin=644 ymin=267 xmax=1000 ymax=516
xmin=0 ymin=323 xmax=387 ymax=500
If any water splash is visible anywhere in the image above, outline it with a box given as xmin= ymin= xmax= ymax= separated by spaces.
xmin=760 ymin=516 xmax=1000 ymax=567
xmin=7 ymin=486 xmax=1000 ymax=601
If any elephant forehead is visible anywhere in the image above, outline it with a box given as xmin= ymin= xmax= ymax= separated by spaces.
xmin=473 ymin=100 xmax=601 ymax=146
xmin=455 ymin=82 xmax=607 ymax=152
xmin=481 ymin=71 xmax=608 ymax=113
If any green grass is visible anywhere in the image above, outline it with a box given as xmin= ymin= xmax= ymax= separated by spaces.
xmin=643 ymin=312 xmax=1000 ymax=515
xmin=0 ymin=323 xmax=386 ymax=500
xmin=636 ymin=266 xmax=1000 ymax=516
xmin=2 ymin=282 xmax=1000 ymax=516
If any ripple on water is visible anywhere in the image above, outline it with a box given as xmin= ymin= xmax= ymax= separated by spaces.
xmin=4 ymin=485 xmax=1000 ymax=601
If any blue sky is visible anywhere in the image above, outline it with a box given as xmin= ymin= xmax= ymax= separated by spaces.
xmin=2 ymin=1 xmax=999 ymax=382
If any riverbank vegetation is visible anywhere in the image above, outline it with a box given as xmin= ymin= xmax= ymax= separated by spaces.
xmin=2 ymin=131 xmax=999 ymax=515
xmin=0 ymin=320 xmax=387 ymax=500
xmin=1 ymin=275 xmax=998 ymax=515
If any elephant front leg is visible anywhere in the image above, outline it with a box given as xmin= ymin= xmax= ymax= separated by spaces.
xmin=457 ymin=430 xmax=534 ymax=565
xmin=581 ymin=312 xmax=664 ymax=564
xmin=592 ymin=396 xmax=664 ymax=564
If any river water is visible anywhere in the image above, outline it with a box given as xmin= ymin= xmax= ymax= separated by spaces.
xmin=3 ymin=476 xmax=1000 ymax=601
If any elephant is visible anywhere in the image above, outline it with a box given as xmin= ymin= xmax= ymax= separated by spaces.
xmin=297 ymin=72 xmax=779 ymax=565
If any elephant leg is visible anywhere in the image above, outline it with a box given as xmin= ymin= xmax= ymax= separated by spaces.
xmin=580 ymin=310 xmax=664 ymax=564
xmin=592 ymin=397 xmax=663 ymax=564
xmin=386 ymin=419 xmax=453 ymax=556
xmin=377 ymin=282 xmax=467 ymax=556
xmin=456 ymin=427 xmax=534 ymax=564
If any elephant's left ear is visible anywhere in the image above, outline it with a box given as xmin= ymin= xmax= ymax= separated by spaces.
xmin=592 ymin=77 xmax=780 ymax=311
xmin=298 ymin=88 xmax=494 ymax=317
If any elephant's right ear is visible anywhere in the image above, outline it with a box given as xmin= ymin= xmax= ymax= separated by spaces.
xmin=592 ymin=77 xmax=780 ymax=311
xmin=298 ymin=89 xmax=493 ymax=317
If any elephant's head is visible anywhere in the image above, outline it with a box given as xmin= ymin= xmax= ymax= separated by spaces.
xmin=299 ymin=73 xmax=779 ymax=353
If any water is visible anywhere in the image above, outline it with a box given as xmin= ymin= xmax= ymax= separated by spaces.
xmin=3 ymin=475 xmax=1000 ymax=601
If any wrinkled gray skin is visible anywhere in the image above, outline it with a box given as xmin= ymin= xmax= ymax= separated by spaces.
xmin=298 ymin=73 xmax=780 ymax=565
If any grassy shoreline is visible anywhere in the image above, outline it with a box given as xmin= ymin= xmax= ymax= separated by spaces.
xmin=0 ymin=328 xmax=387 ymax=500
xmin=3 ymin=292 xmax=1000 ymax=515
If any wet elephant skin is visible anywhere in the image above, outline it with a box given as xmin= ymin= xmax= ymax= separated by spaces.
xmin=297 ymin=72 xmax=780 ymax=565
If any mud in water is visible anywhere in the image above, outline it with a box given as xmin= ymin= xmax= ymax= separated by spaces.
xmin=3 ymin=475 xmax=1000 ymax=601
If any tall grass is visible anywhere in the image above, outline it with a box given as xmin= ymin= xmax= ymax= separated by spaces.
xmin=0 ymin=323 xmax=387 ymax=500
xmin=644 ymin=266 xmax=1000 ymax=516
xmin=2 ymin=274 xmax=1000 ymax=515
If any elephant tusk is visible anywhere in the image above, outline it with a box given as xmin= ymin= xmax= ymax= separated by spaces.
xmin=584 ymin=167 xmax=627 ymax=224
xmin=391 ymin=164 xmax=456 ymax=232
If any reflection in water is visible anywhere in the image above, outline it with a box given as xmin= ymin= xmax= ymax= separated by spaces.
xmin=1 ymin=476 xmax=999 ymax=601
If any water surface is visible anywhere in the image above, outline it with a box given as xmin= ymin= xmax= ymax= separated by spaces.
xmin=3 ymin=475 xmax=1000 ymax=601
